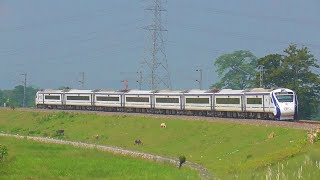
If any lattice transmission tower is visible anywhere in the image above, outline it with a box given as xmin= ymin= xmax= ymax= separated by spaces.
xmin=140 ymin=0 xmax=172 ymax=90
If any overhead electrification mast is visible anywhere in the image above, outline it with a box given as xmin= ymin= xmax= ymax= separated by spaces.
xmin=140 ymin=0 xmax=172 ymax=90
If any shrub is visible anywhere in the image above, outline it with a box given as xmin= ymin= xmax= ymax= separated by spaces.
xmin=0 ymin=144 xmax=8 ymax=161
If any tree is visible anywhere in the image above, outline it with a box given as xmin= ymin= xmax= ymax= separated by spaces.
xmin=26 ymin=86 xmax=39 ymax=107
xmin=12 ymin=85 xmax=24 ymax=107
xmin=0 ymin=86 xmax=38 ymax=107
xmin=213 ymin=50 xmax=258 ymax=89
xmin=0 ymin=90 xmax=4 ymax=106
xmin=254 ymin=54 xmax=284 ymax=88
xmin=256 ymin=44 xmax=320 ymax=119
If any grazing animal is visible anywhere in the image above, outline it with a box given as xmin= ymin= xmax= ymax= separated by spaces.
xmin=316 ymin=128 xmax=320 ymax=137
xmin=179 ymin=156 xmax=186 ymax=168
xmin=134 ymin=139 xmax=143 ymax=145
xmin=10 ymin=105 xmax=15 ymax=110
xmin=307 ymin=133 xmax=316 ymax=144
xmin=56 ymin=129 xmax=64 ymax=136
xmin=268 ymin=132 xmax=275 ymax=139
xmin=160 ymin=123 xmax=167 ymax=128
xmin=94 ymin=134 xmax=99 ymax=140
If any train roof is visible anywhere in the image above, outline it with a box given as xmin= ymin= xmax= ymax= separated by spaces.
xmin=38 ymin=89 xmax=94 ymax=94
xmin=93 ymin=89 xmax=122 ymax=94
xmin=153 ymin=90 xmax=183 ymax=94
xmin=125 ymin=90 xmax=153 ymax=94
xmin=243 ymin=88 xmax=275 ymax=94
xmin=38 ymin=87 xmax=288 ymax=95
xmin=63 ymin=89 xmax=94 ymax=94
xmin=183 ymin=89 xmax=212 ymax=94
xmin=216 ymin=89 xmax=244 ymax=94
xmin=37 ymin=89 xmax=64 ymax=94
xmin=213 ymin=88 xmax=276 ymax=95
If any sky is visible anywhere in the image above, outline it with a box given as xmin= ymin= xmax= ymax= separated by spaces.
xmin=0 ymin=0 xmax=319 ymax=90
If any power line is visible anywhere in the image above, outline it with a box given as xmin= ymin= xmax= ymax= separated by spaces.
xmin=204 ymin=7 xmax=320 ymax=27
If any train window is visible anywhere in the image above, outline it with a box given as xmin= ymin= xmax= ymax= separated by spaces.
xmin=156 ymin=98 xmax=179 ymax=103
xmin=186 ymin=98 xmax=209 ymax=104
xmin=216 ymin=98 xmax=240 ymax=104
xmin=67 ymin=96 xmax=90 ymax=101
xmin=276 ymin=95 xmax=293 ymax=102
xmin=96 ymin=96 xmax=119 ymax=101
xmin=126 ymin=97 xmax=149 ymax=102
xmin=45 ymin=95 xmax=60 ymax=100
xmin=247 ymin=98 xmax=262 ymax=104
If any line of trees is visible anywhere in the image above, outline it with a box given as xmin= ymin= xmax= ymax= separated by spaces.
xmin=0 ymin=85 xmax=38 ymax=108
xmin=213 ymin=44 xmax=320 ymax=120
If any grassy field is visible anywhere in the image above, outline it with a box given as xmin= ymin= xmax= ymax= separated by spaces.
xmin=0 ymin=109 xmax=319 ymax=179
xmin=0 ymin=136 xmax=199 ymax=179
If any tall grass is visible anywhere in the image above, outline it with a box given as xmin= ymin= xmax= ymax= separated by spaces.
xmin=262 ymin=156 xmax=320 ymax=180
xmin=0 ymin=109 xmax=315 ymax=178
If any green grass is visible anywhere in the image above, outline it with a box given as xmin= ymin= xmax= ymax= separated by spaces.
xmin=0 ymin=136 xmax=199 ymax=179
xmin=0 ymin=109 xmax=317 ymax=178
xmin=240 ymin=142 xmax=320 ymax=180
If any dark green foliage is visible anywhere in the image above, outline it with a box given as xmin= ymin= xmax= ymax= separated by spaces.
xmin=0 ymin=91 xmax=4 ymax=107
xmin=256 ymin=44 xmax=320 ymax=119
xmin=311 ymin=107 xmax=320 ymax=120
xmin=213 ymin=45 xmax=319 ymax=119
xmin=0 ymin=85 xmax=38 ymax=107
xmin=0 ymin=144 xmax=8 ymax=161
xmin=179 ymin=155 xmax=186 ymax=168
xmin=213 ymin=50 xmax=257 ymax=89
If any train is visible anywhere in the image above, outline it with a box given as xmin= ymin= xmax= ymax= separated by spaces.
xmin=35 ymin=88 xmax=298 ymax=120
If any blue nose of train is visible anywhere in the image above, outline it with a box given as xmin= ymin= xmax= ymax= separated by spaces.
xmin=271 ymin=88 xmax=297 ymax=120
xmin=278 ymin=103 xmax=295 ymax=120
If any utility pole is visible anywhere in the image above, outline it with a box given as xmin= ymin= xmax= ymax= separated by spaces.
xmin=196 ymin=69 xmax=203 ymax=90
xmin=140 ymin=0 xmax=172 ymax=90
xmin=20 ymin=73 xmax=27 ymax=107
xmin=136 ymin=71 xmax=143 ymax=90
xmin=232 ymin=66 xmax=264 ymax=88
xmin=258 ymin=65 xmax=264 ymax=88
xmin=78 ymin=72 xmax=85 ymax=89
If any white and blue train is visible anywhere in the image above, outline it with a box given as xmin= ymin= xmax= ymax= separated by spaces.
xmin=35 ymin=88 xmax=298 ymax=120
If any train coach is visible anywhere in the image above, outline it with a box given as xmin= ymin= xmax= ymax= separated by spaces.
xmin=35 ymin=88 xmax=298 ymax=120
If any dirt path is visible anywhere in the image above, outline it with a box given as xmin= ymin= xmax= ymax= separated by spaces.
xmin=0 ymin=133 xmax=214 ymax=180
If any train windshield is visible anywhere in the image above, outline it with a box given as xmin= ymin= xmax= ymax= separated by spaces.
xmin=276 ymin=95 xmax=293 ymax=102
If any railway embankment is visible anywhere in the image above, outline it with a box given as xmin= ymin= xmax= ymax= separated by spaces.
xmin=1 ymin=108 xmax=319 ymax=178
xmin=15 ymin=108 xmax=320 ymax=130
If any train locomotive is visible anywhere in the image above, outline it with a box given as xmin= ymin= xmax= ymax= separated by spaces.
xmin=35 ymin=88 xmax=298 ymax=120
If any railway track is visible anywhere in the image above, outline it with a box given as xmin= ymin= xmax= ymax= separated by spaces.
xmin=297 ymin=120 xmax=320 ymax=125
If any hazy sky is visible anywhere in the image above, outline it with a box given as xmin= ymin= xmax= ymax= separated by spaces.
xmin=1 ymin=0 xmax=319 ymax=90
